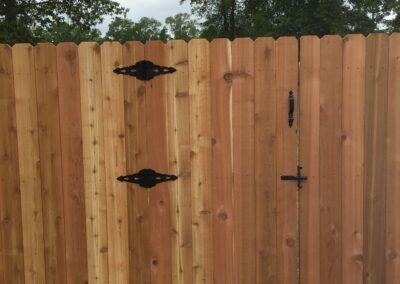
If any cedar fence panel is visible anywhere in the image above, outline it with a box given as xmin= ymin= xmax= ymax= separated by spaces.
xmin=0 ymin=34 xmax=399 ymax=284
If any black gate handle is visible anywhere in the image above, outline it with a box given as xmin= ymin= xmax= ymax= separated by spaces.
xmin=289 ymin=90 xmax=294 ymax=128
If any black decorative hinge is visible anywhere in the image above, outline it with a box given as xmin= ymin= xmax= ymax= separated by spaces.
xmin=117 ymin=169 xmax=178 ymax=188
xmin=281 ymin=166 xmax=307 ymax=190
xmin=288 ymin=90 xmax=295 ymax=128
xmin=113 ymin=60 xmax=176 ymax=81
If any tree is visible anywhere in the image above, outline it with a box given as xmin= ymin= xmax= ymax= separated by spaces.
xmin=106 ymin=17 xmax=170 ymax=43
xmin=181 ymin=0 xmax=243 ymax=39
xmin=34 ymin=23 xmax=102 ymax=44
xmin=346 ymin=0 xmax=400 ymax=34
xmin=183 ymin=0 xmax=400 ymax=39
xmin=0 ymin=0 xmax=127 ymax=44
xmin=165 ymin=13 xmax=199 ymax=40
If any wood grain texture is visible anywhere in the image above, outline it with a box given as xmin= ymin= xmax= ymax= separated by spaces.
xmin=57 ymin=43 xmax=88 ymax=284
xmin=100 ymin=42 xmax=130 ymax=284
xmin=254 ymin=37 xmax=277 ymax=284
xmin=363 ymin=33 xmax=389 ymax=284
xmin=188 ymin=39 xmax=213 ymax=284
xmin=79 ymin=42 xmax=109 ymax=284
xmin=145 ymin=41 xmax=173 ymax=284
xmin=210 ymin=38 xmax=233 ymax=284
xmin=299 ymin=36 xmax=320 ymax=284
xmin=13 ymin=44 xmax=46 ymax=284
xmin=231 ymin=38 xmax=256 ymax=284
xmin=386 ymin=33 xmax=400 ymax=284
xmin=0 ymin=44 xmax=25 ymax=284
xmin=341 ymin=35 xmax=365 ymax=284
xmin=319 ymin=35 xmax=343 ymax=284
xmin=275 ymin=37 xmax=298 ymax=284
xmin=166 ymin=40 xmax=192 ymax=284
xmin=34 ymin=43 xmax=67 ymax=284
xmin=122 ymin=41 xmax=150 ymax=284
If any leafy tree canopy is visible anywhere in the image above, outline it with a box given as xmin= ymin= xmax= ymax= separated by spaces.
xmin=105 ymin=17 xmax=169 ymax=42
xmin=1 ymin=0 xmax=399 ymax=44
xmin=165 ymin=13 xmax=200 ymax=41
xmin=182 ymin=0 xmax=400 ymax=39
xmin=0 ymin=0 xmax=127 ymax=44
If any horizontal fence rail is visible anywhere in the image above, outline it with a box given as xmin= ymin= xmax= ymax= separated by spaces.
xmin=0 ymin=34 xmax=399 ymax=284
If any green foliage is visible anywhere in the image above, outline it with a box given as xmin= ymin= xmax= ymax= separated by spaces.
xmin=165 ymin=13 xmax=200 ymax=41
xmin=105 ymin=17 xmax=170 ymax=42
xmin=34 ymin=23 xmax=102 ymax=44
xmin=1 ymin=0 xmax=399 ymax=44
xmin=0 ymin=0 xmax=127 ymax=44
xmin=181 ymin=0 xmax=242 ymax=39
xmin=183 ymin=0 xmax=400 ymax=39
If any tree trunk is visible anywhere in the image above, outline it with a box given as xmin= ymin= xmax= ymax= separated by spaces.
xmin=230 ymin=0 xmax=236 ymax=39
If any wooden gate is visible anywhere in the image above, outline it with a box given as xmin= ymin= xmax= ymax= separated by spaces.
xmin=0 ymin=33 xmax=399 ymax=284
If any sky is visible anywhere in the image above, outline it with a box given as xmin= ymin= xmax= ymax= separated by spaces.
xmin=97 ymin=0 xmax=192 ymax=34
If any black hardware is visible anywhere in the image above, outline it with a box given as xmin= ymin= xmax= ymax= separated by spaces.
xmin=117 ymin=169 xmax=178 ymax=188
xmin=288 ymin=90 xmax=294 ymax=127
xmin=113 ymin=60 xmax=176 ymax=81
xmin=281 ymin=166 xmax=307 ymax=190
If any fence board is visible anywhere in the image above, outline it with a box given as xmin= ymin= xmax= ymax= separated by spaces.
xmin=166 ymin=40 xmax=192 ymax=284
xmin=0 ymin=44 xmax=25 ymax=284
xmin=299 ymin=35 xmax=320 ymax=284
xmin=254 ymin=37 xmax=277 ymax=284
xmin=319 ymin=35 xmax=343 ymax=284
xmin=57 ymin=42 xmax=88 ymax=284
xmin=210 ymin=38 xmax=234 ymax=284
xmin=79 ymin=42 xmax=109 ymax=284
xmin=100 ymin=42 xmax=130 ymax=284
xmin=364 ymin=33 xmax=389 ymax=284
xmin=341 ymin=35 xmax=365 ymax=284
xmin=231 ymin=38 xmax=256 ymax=284
xmin=144 ymin=41 xmax=173 ymax=284
xmin=275 ymin=37 xmax=298 ymax=284
xmin=34 ymin=43 xmax=67 ymax=284
xmin=189 ymin=39 xmax=213 ymax=284
xmin=386 ymin=33 xmax=400 ymax=284
xmin=122 ymin=41 xmax=151 ymax=284
xmin=13 ymin=44 xmax=46 ymax=284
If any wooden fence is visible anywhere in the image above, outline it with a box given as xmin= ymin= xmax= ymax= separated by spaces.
xmin=0 ymin=33 xmax=399 ymax=284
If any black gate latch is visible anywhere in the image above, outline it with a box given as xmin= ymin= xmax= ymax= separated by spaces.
xmin=117 ymin=168 xmax=178 ymax=188
xmin=281 ymin=166 xmax=307 ymax=190
xmin=114 ymin=60 xmax=176 ymax=81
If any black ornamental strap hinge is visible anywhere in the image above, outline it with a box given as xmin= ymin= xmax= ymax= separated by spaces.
xmin=117 ymin=168 xmax=178 ymax=189
xmin=113 ymin=60 xmax=176 ymax=81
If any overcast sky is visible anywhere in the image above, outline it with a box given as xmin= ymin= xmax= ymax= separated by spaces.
xmin=98 ymin=0 xmax=192 ymax=34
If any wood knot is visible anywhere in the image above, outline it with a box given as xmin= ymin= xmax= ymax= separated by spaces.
xmin=224 ymin=72 xmax=233 ymax=82
xmin=176 ymin=91 xmax=189 ymax=98
xmin=286 ymin=237 xmax=295 ymax=247
xmin=152 ymin=259 xmax=159 ymax=266
xmin=354 ymin=254 xmax=363 ymax=262
xmin=387 ymin=249 xmax=398 ymax=260
xmin=65 ymin=50 xmax=76 ymax=61
xmin=100 ymin=246 xmax=108 ymax=253
xmin=217 ymin=211 xmax=228 ymax=221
